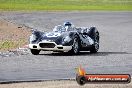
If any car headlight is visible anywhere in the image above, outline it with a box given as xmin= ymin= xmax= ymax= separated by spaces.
xmin=63 ymin=36 xmax=71 ymax=43
xmin=30 ymin=34 xmax=37 ymax=43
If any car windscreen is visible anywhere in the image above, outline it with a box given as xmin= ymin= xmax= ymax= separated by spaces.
xmin=53 ymin=25 xmax=66 ymax=32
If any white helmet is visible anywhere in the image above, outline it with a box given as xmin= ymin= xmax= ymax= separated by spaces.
xmin=63 ymin=21 xmax=72 ymax=26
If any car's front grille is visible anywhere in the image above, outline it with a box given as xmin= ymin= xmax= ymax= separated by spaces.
xmin=39 ymin=43 xmax=55 ymax=48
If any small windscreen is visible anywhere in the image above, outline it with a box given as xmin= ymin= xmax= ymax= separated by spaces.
xmin=53 ymin=25 xmax=66 ymax=32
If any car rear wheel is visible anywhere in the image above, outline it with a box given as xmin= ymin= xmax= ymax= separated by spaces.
xmin=30 ymin=49 xmax=40 ymax=55
xmin=90 ymin=32 xmax=99 ymax=53
xmin=90 ymin=42 xmax=99 ymax=53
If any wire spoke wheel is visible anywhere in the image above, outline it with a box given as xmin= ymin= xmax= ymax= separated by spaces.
xmin=69 ymin=35 xmax=80 ymax=54
xmin=73 ymin=38 xmax=79 ymax=53
xmin=90 ymin=32 xmax=99 ymax=53
xmin=94 ymin=42 xmax=99 ymax=51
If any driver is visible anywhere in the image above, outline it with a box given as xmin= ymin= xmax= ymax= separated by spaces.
xmin=63 ymin=21 xmax=73 ymax=31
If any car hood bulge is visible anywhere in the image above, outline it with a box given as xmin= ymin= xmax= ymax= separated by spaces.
xmin=41 ymin=32 xmax=67 ymax=41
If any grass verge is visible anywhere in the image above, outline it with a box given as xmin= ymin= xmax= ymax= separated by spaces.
xmin=0 ymin=39 xmax=27 ymax=51
xmin=0 ymin=20 xmax=31 ymax=52
xmin=0 ymin=0 xmax=132 ymax=11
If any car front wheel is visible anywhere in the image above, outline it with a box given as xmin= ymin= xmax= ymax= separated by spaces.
xmin=69 ymin=35 xmax=80 ymax=54
xmin=30 ymin=49 xmax=40 ymax=55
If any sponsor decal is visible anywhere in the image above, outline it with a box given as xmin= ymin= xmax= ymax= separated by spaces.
xmin=76 ymin=66 xmax=131 ymax=85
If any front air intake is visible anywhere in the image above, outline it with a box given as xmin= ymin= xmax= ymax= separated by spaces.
xmin=39 ymin=43 xmax=55 ymax=48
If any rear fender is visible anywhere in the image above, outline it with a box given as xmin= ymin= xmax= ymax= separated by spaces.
xmin=88 ymin=27 xmax=99 ymax=40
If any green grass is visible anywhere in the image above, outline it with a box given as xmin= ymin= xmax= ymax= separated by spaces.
xmin=0 ymin=0 xmax=132 ymax=11
xmin=0 ymin=39 xmax=27 ymax=51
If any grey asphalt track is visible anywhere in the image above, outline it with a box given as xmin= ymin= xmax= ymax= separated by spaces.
xmin=0 ymin=11 xmax=132 ymax=82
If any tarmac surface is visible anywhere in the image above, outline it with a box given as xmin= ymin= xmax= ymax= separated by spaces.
xmin=0 ymin=11 xmax=132 ymax=82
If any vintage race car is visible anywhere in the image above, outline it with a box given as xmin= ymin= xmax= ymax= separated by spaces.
xmin=29 ymin=22 xmax=99 ymax=55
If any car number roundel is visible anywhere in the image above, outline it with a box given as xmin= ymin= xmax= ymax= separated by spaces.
xmin=46 ymin=33 xmax=61 ymax=37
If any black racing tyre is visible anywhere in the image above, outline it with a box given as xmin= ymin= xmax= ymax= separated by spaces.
xmin=69 ymin=35 xmax=80 ymax=54
xmin=76 ymin=76 xmax=86 ymax=85
xmin=30 ymin=49 xmax=40 ymax=55
xmin=90 ymin=32 xmax=99 ymax=53
xmin=90 ymin=42 xmax=99 ymax=53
